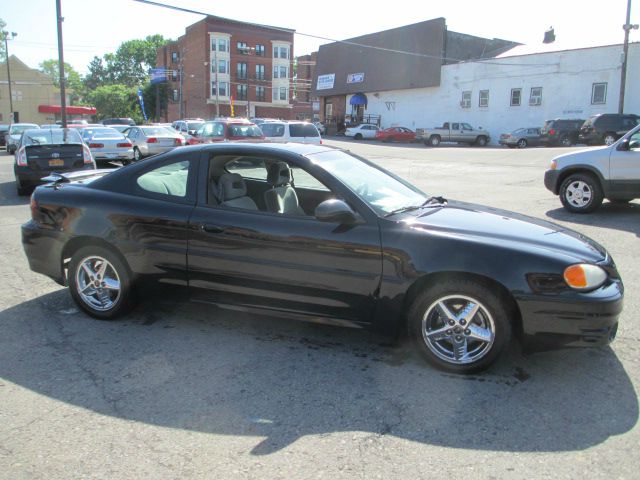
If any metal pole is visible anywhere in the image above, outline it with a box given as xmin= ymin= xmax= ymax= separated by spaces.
xmin=214 ymin=46 xmax=220 ymax=117
xmin=3 ymin=33 xmax=14 ymax=122
xmin=155 ymin=82 xmax=160 ymax=122
xmin=56 ymin=0 xmax=67 ymax=128
xmin=179 ymin=64 xmax=183 ymax=119
xmin=619 ymin=0 xmax=633 ymax=114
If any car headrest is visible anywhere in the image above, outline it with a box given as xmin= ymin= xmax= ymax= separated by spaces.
xmin=267 ymin=161 xmax=292 ymax=187
xmin=218 ymin=173 xmax=247 ymax=201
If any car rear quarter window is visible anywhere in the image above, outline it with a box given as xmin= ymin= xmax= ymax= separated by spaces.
xmin=259 ymin=123 xmax=285 ymax=137
xmin=224 ymin=156 xmax=268 ymax=180
xmin=136 ymin=160 xmax=190 ymax=197
xmin=289 ymin=124 xmax=319 ymax=138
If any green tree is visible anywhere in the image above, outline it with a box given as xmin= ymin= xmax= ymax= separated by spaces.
xmin=104 ymin=35 xmax=168 ymax=87
xmin=39 ymin=59 xmax=84 ymax=104
xmin=0 ymin=19 xmax=7 ymax=59
xmin=84 ymin=56 xmax=108 ymax=91
xmin=86 ymin=84 xmax=144 ymax=123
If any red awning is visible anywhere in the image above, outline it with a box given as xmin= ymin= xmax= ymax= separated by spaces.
xmin=38 ymin=105 xmax=97 ymax=115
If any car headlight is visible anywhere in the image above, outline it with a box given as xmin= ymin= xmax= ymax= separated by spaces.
xmin=563 ymin=264 xmax=607 ymax=291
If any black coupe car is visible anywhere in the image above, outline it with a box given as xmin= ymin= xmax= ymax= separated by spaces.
xmin=21 ymin=143 xmax=623 ymax=373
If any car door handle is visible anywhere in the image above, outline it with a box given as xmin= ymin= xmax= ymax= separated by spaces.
xmin=201 ymin=224 xmax=225 ymax=234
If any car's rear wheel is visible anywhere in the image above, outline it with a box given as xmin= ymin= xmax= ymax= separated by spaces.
xmin=517 ymin=139 xmax=527 ymax=148
xmin=427 ymin=135 xmax=441 ymax=147
xmin=475 ymin=136 xmax=488 ymax=146
xmin=559 ymin=172 xmax=603 ymax=213
xmin=354 ymin=133 xmax=363 ymax=140
xmin=69 ymin=246 xmax=135 ymax=320
xmin=133 ymin=147 xmax=142 ymax=161
xmin=16 ymin=178 xmax=30 ymax=196
xmin=560 ymin=135 xmax=573 ymax=147
xmin=408 ymin=279 xmax=511 ymax=374
xmin=604 ymin=133 xmax=617 ymax=146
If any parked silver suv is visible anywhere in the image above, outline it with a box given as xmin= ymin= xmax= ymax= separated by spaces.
xmin=544 ymin=124 xmax=640 ymax=213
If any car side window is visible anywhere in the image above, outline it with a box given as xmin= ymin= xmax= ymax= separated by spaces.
xmin=628 ymin=132 xmax=640 ymax=150
xmin=462 ymin=123 xmax=472 ymax=130
xmin=452 ymin=123 xmax=460 ymax=130
xmin=225 ymin=157 xmax=268 ymax=180
xmin=136 ymin=160 xmax=190 ymax=198
xmin=202 ymin=123 xmax=224 ymax=138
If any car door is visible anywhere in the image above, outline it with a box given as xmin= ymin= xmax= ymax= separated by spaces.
xmin=187 ymin=149 xmax=383 ymax=325
xmin=609 ymin=129 xmax=640 ymax=197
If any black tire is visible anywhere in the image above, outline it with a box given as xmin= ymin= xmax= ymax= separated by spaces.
xmin=428 ymin=135 xmax=441 ymax=147
xmin=408 ymin=279 xmax=512 ymax=374
xmin=68 ymin=245 xmax=136 ymax=320
xmin=560 ymin=135 xmax=573 ymax=147
xmin=354 ymin=133 xmax=363 ymax=140
xmin=133 ymin=147 xmax=142 ymax=161
xmin=603 ymin=133 xmax=617 ymax=146
xmin=516 ymin=139 xmax=527 ymax=148
xmin=16 ymin=178 xmax=30 ymax=196
xmin=559 ymin=172 xmax=603 ymax=213
xmin=475 ymin=136 xmax=488 ymax=147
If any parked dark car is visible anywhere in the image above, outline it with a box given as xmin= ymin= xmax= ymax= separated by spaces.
xmin=540 ymin=119 xmax=584 ymax=147
xmin=22 ymin=143 xmax=623 ymax=373
xmin=101 ymin=118 xmax=136 ymax=126
xmin=499 ymin=128 xmax=542 ymax=148
xmin=0 ymin=124 xmax=9 ymax=147
xmin=578 ymin=113 xmax=640 ymax=146
xmin=14 ymin=128 xmax=95 ymax=195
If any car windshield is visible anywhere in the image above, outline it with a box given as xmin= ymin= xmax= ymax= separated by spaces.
xmin=309 ymin=149 xmax=428 ymax=215
xmin=23 ymin=129 xmax=82 ymax=146
xmin=229 ymin=124 xmax=263 ymax=137
xmin=141 ymin=127 xmax=174 ymax=136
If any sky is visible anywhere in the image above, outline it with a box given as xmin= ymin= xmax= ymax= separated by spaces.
xmin=2 ymin=0 xmax=639 ymax=75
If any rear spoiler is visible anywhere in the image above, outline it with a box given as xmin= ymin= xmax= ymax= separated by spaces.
xmin=41 ymin=169 xmax=114 ymax=187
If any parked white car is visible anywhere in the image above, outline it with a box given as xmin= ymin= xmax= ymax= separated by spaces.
xmin=345 ymin=124 xmax=379 ymax=140
xmin=259 ymin=121 xmax=322 ymax=145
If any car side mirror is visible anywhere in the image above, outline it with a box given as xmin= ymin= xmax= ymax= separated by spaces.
xmin=315 ymin=199 xmax=358 ymax=224
xmin=617 ymin=139 xmax=630 ymax=151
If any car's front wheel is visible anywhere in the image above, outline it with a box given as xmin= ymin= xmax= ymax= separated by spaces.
xmin=68 ymin=245 xmax=135 ymax=320
xmin=559 ymin=172 xmax=603 ymax=213
xmin=408 ymin=279 xmax=511 ymax=374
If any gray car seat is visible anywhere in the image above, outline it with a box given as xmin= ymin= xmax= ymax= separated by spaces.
xmin=218 ymin=173 xmax=258 ymax=210
xmin=264 ymin=162 xmax=306 ymax=215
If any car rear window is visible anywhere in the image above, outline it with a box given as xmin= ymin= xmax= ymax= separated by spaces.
xmin=289 ymin=124 xmax=319 ymax=138
xmin=82 ymin=128 xmax=123 ymax=139
xmin=23 ymin=129 xmax=83 ymax=146
xmin=259 ymin=123 xmax=285 ymax=137
xmin=141 ymin=127 xmax=174 ymax=136
xmin=11 ymin=124 xmax=39 ymax=135
xmin=228 ymin=124 xmax=263 ymax=137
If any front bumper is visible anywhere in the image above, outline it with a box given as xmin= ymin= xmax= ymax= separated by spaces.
xmin=517 ymin=280 xmax=623 ymax=352
xmin=544 ymin=169 xmax=561 ymax=194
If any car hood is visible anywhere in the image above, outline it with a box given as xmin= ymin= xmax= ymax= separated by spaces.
xmin=402 ymin=200 xmax=607 ymax=262
xmin=553 ymin=145 xmax=611 ymax=165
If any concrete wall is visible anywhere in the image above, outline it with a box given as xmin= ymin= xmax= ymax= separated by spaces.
xmin=352 ymin=43 xmax=639 ymax=144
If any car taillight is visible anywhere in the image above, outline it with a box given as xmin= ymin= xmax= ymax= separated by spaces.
xmin=147 ymin=137 xmax=158 ymax=143
xmin=88 ymin=143 xmax=104 ymax=148
xmin=30 ymin=195 xmax=39 ymax=221
xmin=82 ymin=145 xmax=94 ymax=165
xmin=549 ymin=129 xmax=556 ymax=136
xmin=117 ymin=142 xmax=132 ymax=148
xmin=174 ymin=138 xmax=184 ymax=146
xmin=16 ymin=147 xmax=28 ymax=166
xmin=320 ymin=139 xmax=323 ymax=144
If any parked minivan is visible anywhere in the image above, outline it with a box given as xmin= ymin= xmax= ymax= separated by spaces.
xmin=579 ymin=113 xmax=640 ymax=146
xmin=539 ymin=119 xmax=585 ymax=147
xmin=259 ymin=121 xmax=322 ymax=145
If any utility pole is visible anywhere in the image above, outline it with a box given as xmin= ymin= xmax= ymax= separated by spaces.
xmin=619 ymin=0 xmax=638 ymax=113
xmin=213 ymin=46 xmax=220 ymax=117
xmin=56 ymin=0 xmax=67 ymax=128
xmin=2 ymin=30 xmax=17 ymax=122
xmin=178 ymin=63 xmax=183 ymax=119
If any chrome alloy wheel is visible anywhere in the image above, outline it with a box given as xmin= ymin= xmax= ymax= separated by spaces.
xmin=421 ymin=295 xmax=495 ymax=365
xmin=564 ymin=180 xmax=593 ymax=208
xmin=75 ymin=256 xmax=121 ymax=311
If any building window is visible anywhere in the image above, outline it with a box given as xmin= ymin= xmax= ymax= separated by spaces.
xmin=255 ymin=64 xmax=265 ymax=80
xmin=529 ymin=87 xmax=542 ymax=106
xmin=592 ymin=83 xmax=607 ymax=104
xmin=215 ymin=38 xmax=228 ymax=53
xmin=172 ymin=89 xmax=179 ymax=101
xmin=237 ymin=62 xmax=247 ymax=80
xmin=280 ymin=87 xmax=288 ymax=101
xmin=273 ymin=65 xmax=288 ymax=79
xmin=211 ymin=81 xmax=228 ymax=97
xmin=461 ymin=91 xmax=471 ymax=108
xmin=256 ymin=86 xmax=265 ymax=102
xmin=255 ymin=44 xmax=265 ymax=56
xmin=171 ymin=52 xmax=179 ymax=63
xmin=171 ymin=70 xmax=178 ymax=81
xmin=237 ymin=41 xmax=248 ymax=54
xmin=212 ymin=59 xmax=227 ymax=74
xmin=479 ymin=90 xmax=489 ymax=108
xmin=273 ymin=45 xmax=290 ymax=59
xmin=510 ymin=88 xmax=521 ymax=106
xmin=237 ymin=84 xmax=247 ymax=101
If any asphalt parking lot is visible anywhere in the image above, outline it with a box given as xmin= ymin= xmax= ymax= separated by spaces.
xmin=0 ymin=141 xmax=638 ymax=479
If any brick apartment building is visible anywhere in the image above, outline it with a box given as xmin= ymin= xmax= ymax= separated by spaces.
xmin=292 ymin=52 xmax=319 ymax=121
xmin=156 ymin=15 xmax=295 ymax=121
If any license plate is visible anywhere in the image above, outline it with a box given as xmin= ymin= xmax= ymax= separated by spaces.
xmin=105 ymin=153 xmax=117 ymax=159
xmin=49 ymin=159 xmax=64 ymax=166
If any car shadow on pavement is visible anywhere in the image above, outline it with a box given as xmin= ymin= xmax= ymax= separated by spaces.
xmin=0 ymin=290 xmax=637 ymax=455
xmin=0 ymin=180 xmax=30 ymax=206
xmin=546 ymin=202 xmax=640 ymax=237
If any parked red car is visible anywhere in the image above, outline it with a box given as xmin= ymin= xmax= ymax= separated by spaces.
xmin=375 ymin=126 xmax=416 ymax=142
xmin=186 ymin=118 xmax=264 ymax=145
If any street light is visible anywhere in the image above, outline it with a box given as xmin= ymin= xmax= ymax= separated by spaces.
xmin=2 ymin=30 xmax=17 ymax=123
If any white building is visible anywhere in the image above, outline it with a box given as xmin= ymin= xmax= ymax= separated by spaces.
xmin=348 ymin=43 xmax=639 ymax=144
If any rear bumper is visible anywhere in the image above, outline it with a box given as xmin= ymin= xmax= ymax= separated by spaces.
xmin=517 ymin=280 xmax=623 ymax=351
xmin=93 ymin=149 xmax=134 ymax=161
xmin=142 ymin=145 xmax=177 ymax=156
xmin=21 ymin=220 xmax=67 ymax=285
xmin=14 ymin=163 xmax=94 ymax=187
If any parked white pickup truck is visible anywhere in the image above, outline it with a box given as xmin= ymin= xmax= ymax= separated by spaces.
xmin=415 ymin=122 xmax=490 ymax=147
